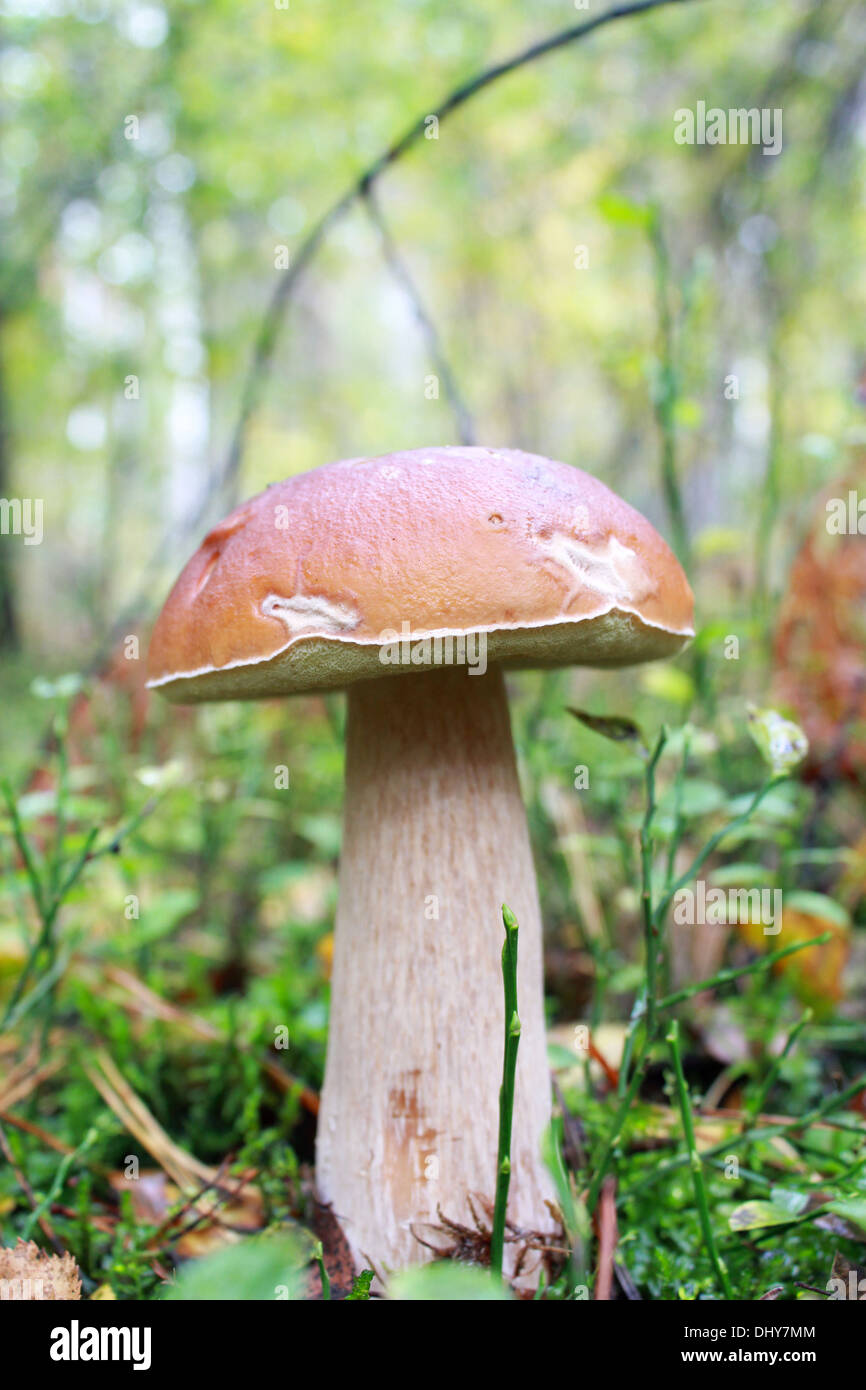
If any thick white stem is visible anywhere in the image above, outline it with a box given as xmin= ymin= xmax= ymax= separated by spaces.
xmin=316 ymin=665 xmax=559 ymax=1286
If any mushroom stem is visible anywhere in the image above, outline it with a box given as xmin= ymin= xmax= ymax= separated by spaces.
xmin=316 ymin=664 xmax=559 ymax=1285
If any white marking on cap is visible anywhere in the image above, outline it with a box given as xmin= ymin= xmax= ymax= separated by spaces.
xmin=535 ymin=533 xmax=653 ymax=610
xmin=261 ymin=592 xmax=360 ymax=635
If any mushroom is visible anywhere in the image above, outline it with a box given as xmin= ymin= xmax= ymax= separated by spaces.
xmin=147 ymin=445 xmax=694 ymax=1287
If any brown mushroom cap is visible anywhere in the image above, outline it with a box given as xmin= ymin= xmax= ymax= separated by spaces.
xmin=147 ymin=445 xmax=694 ymax=702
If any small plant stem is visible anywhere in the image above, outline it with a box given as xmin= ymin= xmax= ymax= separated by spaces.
xmin=21 ymin=1125 xmax=99 ymax=1242
xmin=616 ymin=729 xmax=666 ymax=1103
xmin=640 ymin=729 xmax=667 ymax=1043
xmin=660 ymin=730 xmax=691 ymax=996
xmin=656 ymin=935 xmax=830 ymax=1011
xmin=0 ymin=1120 xmax=64 ymax=1253
xmin=314 ymin=1241 xmax=330 ymax=1300
xmin=648 ymin=207 xmax=690 ymax=573
xmin=623 ymin=1071 xmax=866 ymax=1204
xmin=0 ymin=766 xmax=159 ymax=1034
xmin=745 ymin=1008 xmax=812 ymax=1127
xmin=667 ymin=1021 xmax=733 ymax=1298
xmin=653 ymin=775 xmax=780 ymax=929
xmin=663 ymin=731 xmax=691 ymax=891
xmin=616 ymin=993 xmax=646 ymax=1099
xmin=576 ymin=730 xmax=807 ymax=1248
xmin=705 ymin=1156 xmax=770 ymax=1188
xmin=0 ymin=824 xmax=98 ymax=1030
xmin=50 ymin=707 xmax=70 ymax=900
xmin=587 ymin=1031 xmax=648 ymax=1214
xmin=491 ymin=903 xmax=521 ymax=1281
xmin=2 ymin=951 xmax=70 ymax=1031
xmin=0 ymin=778 xmax=47 ymax=919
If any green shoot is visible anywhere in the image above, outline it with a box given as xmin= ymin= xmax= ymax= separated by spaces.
xmin=490 ymin=903 xmax=521 ymax=1281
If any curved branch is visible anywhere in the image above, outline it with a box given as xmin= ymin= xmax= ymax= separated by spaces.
xmin=220 ymin=0 xmax=709 ymax=508
xmin=99 ymin=0 xmax=708 ymax=667
xmin=362 ymin=187 xmax=477 ymax=445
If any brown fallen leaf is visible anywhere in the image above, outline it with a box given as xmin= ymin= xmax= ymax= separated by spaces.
xmin=774 ymin=473 xmax=866 ymax=782
xmin=828 ymin=1251 xmax=866 ymax=1300
xmin=737 ymin=907 xmax=849 ymax=1013
xmin=108 ymin=1165 xmax=265 ymax=1259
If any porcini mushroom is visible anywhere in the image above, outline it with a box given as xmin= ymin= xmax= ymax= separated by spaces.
xmin=147 ymin=446 xmax=694 ymax=1287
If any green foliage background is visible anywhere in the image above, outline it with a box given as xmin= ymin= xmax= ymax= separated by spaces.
xmin=3 ymin=0 xmax=864 ymax=673
xmin=1 ymin=0 xmax=865 ymax=1303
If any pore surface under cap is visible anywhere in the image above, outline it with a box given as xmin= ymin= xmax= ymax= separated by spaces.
xmin=147 ymin=446 xmax=694 ymax=701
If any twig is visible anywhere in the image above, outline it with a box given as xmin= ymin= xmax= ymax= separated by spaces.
xmin=0 ymin=777 xmax=47 ymax=920
xmin=0 ymin=1118 xmax=65 ymax=1254
xmin=593 ymin=1176 xmax=618 ymax=1300
xmin=616 ymin=726 xmax=666 ymax=1099
xmin=84 ymin=795 xmax=162 ymax=863
xmin=0 ymin=1107 xmax=115 ymax=1188
xmin=656 ymin=934 xmax=831 ymax=1010
xmin=640 ymin=728 xmax=667 ymax=1041
xmin=648 ymin=207 xmax=690 ymax=571
xmin=667 ymin=1021 xmax=733 ymax=1298
xmin=222 ymin=0 xmax=710 ymax=497
xmin=663 ymin=731 xmax=692 ymax=904
xmin=20 ymin=1126 xmax=100 ymax=1244
xmin=157 ymin=1161 xmax=262 ymax=1245
xmin=84 ymin=1048 xmax=215 ymax=1192
xmin=661 ymin=727 xmax=691 ymax=991
xmin=362 ymin=188 xmax=476 ymax=444
xmin=0 ymin=774 xmax=100 ymax=1029
xmin=594 ymin=739 xmax=792 ymax=1214
xmin=614 ymin=1258 xmax=642 ymax=1300
xmin=623 ymin=1071 xmax=866 ymax=1203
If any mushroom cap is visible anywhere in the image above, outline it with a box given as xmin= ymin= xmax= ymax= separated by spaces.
xmin=147 ymin=446 xmax=694 ymax=702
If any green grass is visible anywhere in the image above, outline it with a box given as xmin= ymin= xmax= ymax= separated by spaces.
xmin=1 ymin=669 xmax=864 ymax=1300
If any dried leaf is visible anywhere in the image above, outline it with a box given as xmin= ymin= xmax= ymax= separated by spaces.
xmin=567 ymin=708 xmax=648 ymax=757
xmin=774 ymin=487 xmax=866 ymax=779
xmin=827 ymin=1251 xmax=866 ymax=1300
